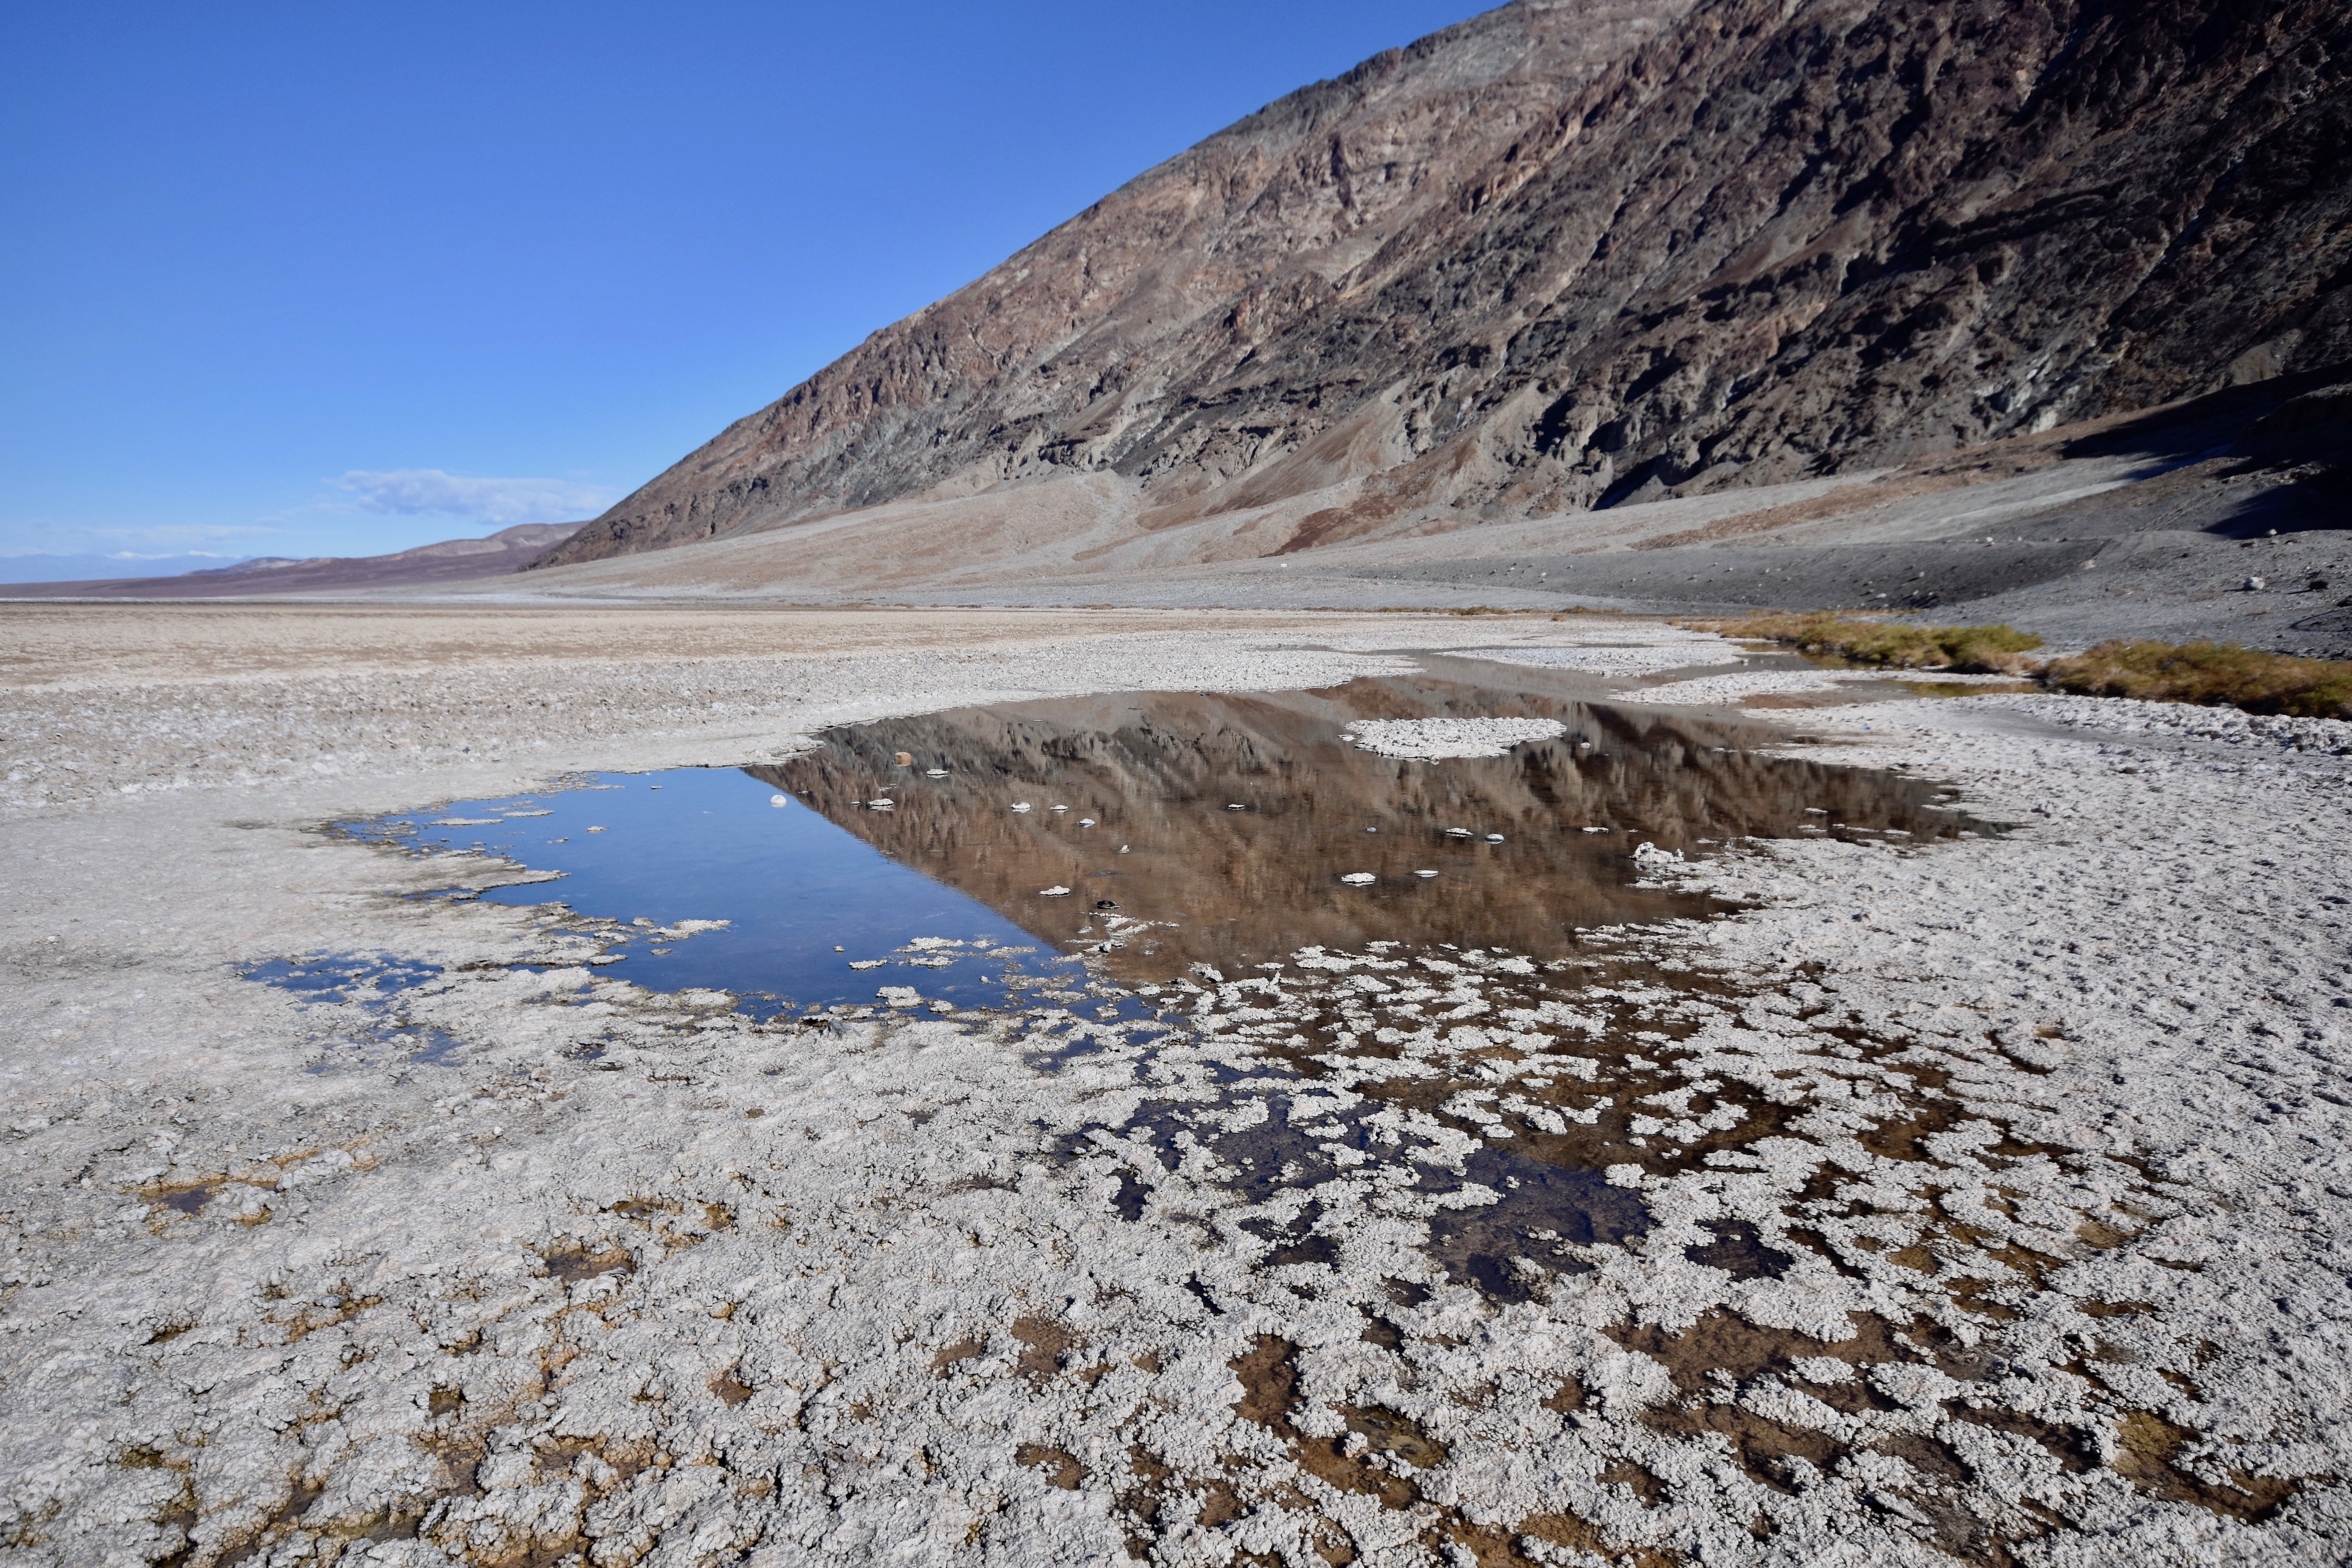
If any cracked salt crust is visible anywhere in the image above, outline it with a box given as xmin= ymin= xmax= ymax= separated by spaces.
xmin=4 ymin=613 xmax=2351 ymax=1567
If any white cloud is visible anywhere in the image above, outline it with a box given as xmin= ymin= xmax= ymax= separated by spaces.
xmin=336 ymin=470 xmax=616 ymax=526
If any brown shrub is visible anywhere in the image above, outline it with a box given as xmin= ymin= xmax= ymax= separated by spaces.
xmin=1699 ymin=613 xmax=2044 ymax=674
xmin=2042 ymin=641 xmax=2352 ymax=719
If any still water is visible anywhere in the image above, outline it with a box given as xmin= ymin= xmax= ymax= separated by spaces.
xmin=343 ymin=766 xmax=1060 ymax=1015
xmin=335 ymin=675 xmax=1977 ymax=1014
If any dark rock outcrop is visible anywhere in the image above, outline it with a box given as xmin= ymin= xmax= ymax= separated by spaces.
xmin=539 ymin=0 xmax=2352 ymax=571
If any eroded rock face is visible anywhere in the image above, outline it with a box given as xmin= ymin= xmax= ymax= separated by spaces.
xmin=539 ymin=0 xmax=2352 ymax=571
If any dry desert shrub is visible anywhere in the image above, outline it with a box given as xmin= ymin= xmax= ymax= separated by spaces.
xmin=2042 ymin=640 xmax=2352 ymax=719
xmin=1701 ymin=613 xmax=2045 ymax=673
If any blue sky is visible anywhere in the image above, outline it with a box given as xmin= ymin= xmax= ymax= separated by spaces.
xmin=1 ymin=1 xmax=1484 ymax=581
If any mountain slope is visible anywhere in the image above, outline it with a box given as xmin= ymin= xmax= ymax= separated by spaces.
xmin=538 ymin=0 xmax=2352 ymax=572
xmin=1 ymin=522 xmax=582 ymax=600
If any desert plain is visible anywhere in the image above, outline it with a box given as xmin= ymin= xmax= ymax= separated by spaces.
xmin=2 ymin=601 xmax=2348 ymax=1568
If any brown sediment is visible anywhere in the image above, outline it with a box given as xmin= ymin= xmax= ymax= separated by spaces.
xmin=1230 ymin=1335 xmax=1302 ymax=1433
xmin=1606 ymin=1308 xmax=1920 ymax=1392
xmin=1117 ymin=1442 xmax=1282 ymax=1549
xmin=1944 ymin=1402 xmax=2100 ymax=1474
xmin=1945 ymin=1275 xmax=2024 ymax=1322
xmin=1010 ymin=1315 xmax=1078 ymax=1385
xmin=1120 ymin=1442 xmax=1174 ymax=1553
xmin=1427 ymin=1513 xmax=1682 ymax=1568
xmin=540 ymin=1247 xmax=633 ymax=1286
xmin=1870 ymin=1432 xmax=1973 ymax=1486
xmin=1605 ymin=1305 xmax=2021 ymax=1447
xmin=1642 ymin=1399 xmax=1839 ymax=1494
xmin=274 ymin=1292 xmax=386 ymax=1345
xmin=1883 ymin=1490 xmax=2047 ymax=1568
xmin=1599 ymin=1457 xmax=1669 ymax=1508
xmin=1339 ymin=1405 xmax=1448 ymax=1472
xmin=929 ymin=1336 xmax=984 ymax=1373
xmin=2075 ymin=1218 xmax=2136 ymax=1249
xmin=1230 ymin=1336 xmax=1432 ymax=1512
xmin=1014 ymin=1443 xmax=1085 ymax=1490
xmin=2111 ymin=1410 xmax=2301 ymax=1524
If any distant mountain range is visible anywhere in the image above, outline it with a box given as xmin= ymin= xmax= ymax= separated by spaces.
xmin=0 ymin=522 xmax=583 ymax=600
xmin=534 ymin=0 xmax=2351 ymax=574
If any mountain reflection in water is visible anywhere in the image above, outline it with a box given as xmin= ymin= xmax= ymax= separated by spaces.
xmin=751 ymin=677 xmax=1975 ymax=984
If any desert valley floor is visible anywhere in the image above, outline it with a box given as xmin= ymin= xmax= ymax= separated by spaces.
xmin=3 ymin=604 xmax=2349 ymax=1568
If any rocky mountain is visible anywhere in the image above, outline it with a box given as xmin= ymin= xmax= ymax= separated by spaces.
xmin=2 ymin=521 xmax=583 ymax=600
xmin=537 ymin=0 xmax=2351 ymax=574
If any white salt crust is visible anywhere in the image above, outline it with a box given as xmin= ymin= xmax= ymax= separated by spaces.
xmin=1457 ymin=631 xmax=1742 ymax=679
xmin=3 ymin=618 xmax=2350 ymax=1568
xmin=1342 ymin=717 xmax=1569 ymax=759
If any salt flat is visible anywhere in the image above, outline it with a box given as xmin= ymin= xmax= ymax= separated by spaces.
xmin=3 ymin=606 xmax=2349 ymax=1567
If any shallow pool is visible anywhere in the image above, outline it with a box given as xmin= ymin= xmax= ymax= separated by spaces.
xmin=345 ymin=766 xmax=1071 ymax=1015
xmin=335 ymin=674 xmax=1977 ymax=1019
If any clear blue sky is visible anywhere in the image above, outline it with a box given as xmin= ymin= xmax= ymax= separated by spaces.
xmin=1 ymin=1 xmax=1486 ymax=580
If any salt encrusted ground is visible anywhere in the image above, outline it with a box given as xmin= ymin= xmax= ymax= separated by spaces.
xmin=1342 ymin=718 xmax=1569 ymax=760
xmin=3 ymin=608 xmax=2350 ymax=1568
xmin=1452 ymin=633 xmax=1742 ymax=681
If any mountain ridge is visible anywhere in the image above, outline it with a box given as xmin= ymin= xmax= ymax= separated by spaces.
xmin=536 ymin=0 xmax=2351 ymax=575
xmin=0 ymin=521 xmax=583 ymax=600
